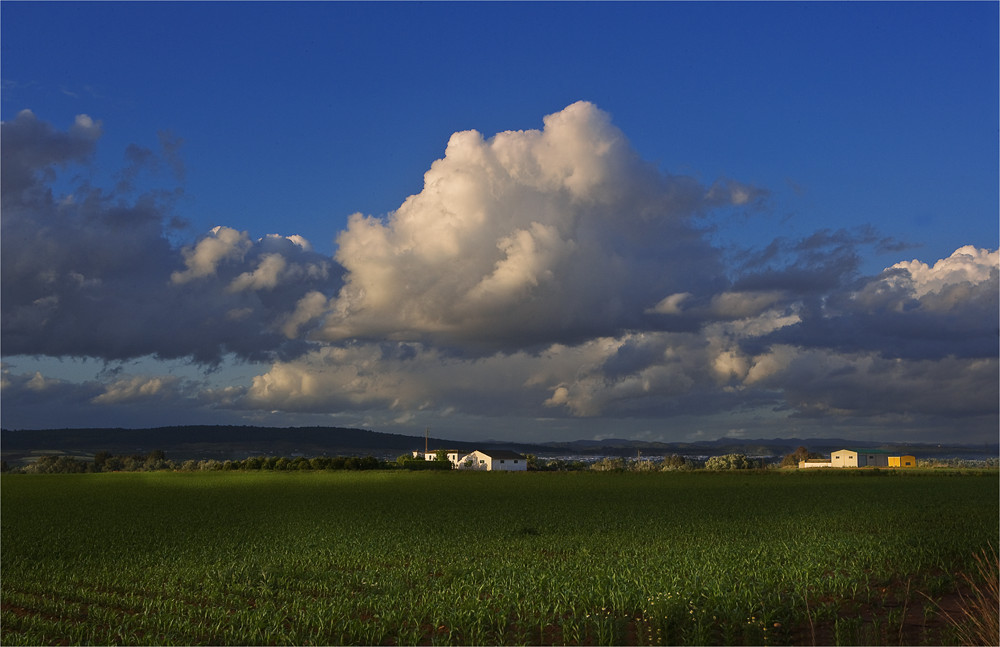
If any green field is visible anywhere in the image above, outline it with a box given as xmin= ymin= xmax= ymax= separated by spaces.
xmin=1 ymin=470 xmax=997 ymax=645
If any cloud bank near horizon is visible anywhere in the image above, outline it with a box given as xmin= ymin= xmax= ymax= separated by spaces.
xmin=1 ymin=103 xmax=996 ymax=441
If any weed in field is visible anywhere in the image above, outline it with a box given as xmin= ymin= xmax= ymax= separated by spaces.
xmin=923 ymin=544 xmax=999 ymax=647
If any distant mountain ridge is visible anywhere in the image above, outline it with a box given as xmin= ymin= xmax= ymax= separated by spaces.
xmin=1 ymin=425 xmax=996 ymax=463
xmin=539 ymin=436 xmax=999 ymax=459
xmin=1 ymin=426 xmax=473 ymax=462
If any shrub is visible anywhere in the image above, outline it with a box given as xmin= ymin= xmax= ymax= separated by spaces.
xmin=661 ymin=454 xmax=698 ymax=471
xmin=400 ymin=458 xmax=451 ymax=471
xmin=590 ymin=457 xmax=626 ymax=472
xmin=705 ymin=453 xmax=752 ymax=470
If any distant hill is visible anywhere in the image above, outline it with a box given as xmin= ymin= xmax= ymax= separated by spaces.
xmin=1 ymin=426 xmax=995 ymax=465
xmin=0 ymin=426 xmax=479 ymax=463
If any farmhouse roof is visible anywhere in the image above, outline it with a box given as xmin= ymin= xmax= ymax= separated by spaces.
xmin=477 ymin=450 xmax=526 ymax=460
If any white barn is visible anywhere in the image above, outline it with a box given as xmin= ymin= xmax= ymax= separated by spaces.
xmin=459 ymin=450 xmax=527 ymax=471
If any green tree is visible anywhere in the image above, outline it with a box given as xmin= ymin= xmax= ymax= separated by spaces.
xmin=590 ymin=457 xmax=626 ymax=472
xmin=705 ymin=453 xmax=752 ymax=470
xmin=310 ymin=456 xmax=332 ymax=470
xmin=630 ymin=458 xmax=660 ymax=472
xmin=661 ymin=454 xmax=697 ymax=471
xmin=122 ymin=455 xmax=144 ymax=471
xmin=93 ymin=451 xmax=111 ymax=471
xmin=145 ymin=450 xmax=169 ymax=471
xmin=781 ymin=446 xmax=821 ymax=467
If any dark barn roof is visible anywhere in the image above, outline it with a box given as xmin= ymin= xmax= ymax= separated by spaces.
xmin=478 ymin=450 xmax=526 ymax=460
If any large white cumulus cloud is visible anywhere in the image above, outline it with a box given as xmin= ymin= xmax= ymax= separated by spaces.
xmin=316 ymin=101 xmax=763 ymax=351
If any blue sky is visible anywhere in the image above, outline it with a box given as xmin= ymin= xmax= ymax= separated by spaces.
xmin=2 ymin=2 xmax=997 ymax=445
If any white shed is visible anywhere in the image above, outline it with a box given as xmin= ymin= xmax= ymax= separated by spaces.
xmin=459 ymin=450 xmax=527 ymax=471
xmin=830 ymin=449 xmax=860 ymax=468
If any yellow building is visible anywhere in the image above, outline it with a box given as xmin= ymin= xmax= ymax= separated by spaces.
xmin=888 ymin=455 xmax=917 ymax=468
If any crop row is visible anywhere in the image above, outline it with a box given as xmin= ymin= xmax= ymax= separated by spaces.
xmin=2 ymin=470 xmax=997 ymax=645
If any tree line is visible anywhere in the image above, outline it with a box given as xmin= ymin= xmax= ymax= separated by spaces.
xmin=3 ymin=450 xmax=388 ymax=474
xmin=9 ymin=447 xmax=987 ymax=475
xmin=583 ymin=453 xmax=762 ymax=472
xmin=2 ymin=450 xmax=763 ymax=474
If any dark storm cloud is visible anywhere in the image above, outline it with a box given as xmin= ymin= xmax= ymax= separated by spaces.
xmin=732 ymin=227 xmax=884 ymax=294
xmin=0 ymin=109 xmax=101 ymax=204
xmin=743 ymin=247 xmax=999 ymax=360
xmin=1 ymin=111 xmax=343 ymax=365
xmin=762 ymin=350 xmax=998 ymax=420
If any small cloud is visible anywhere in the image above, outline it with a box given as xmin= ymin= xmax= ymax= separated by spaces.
xmin=647 ymin=292 xmax=691 ymax=315
xmin=92 ymin=376 xmax=177 ymax=405
xmin=228 ymin=254 xmax=287 ymax=292
xmin=27 ymin=371 xmax=57 ymax=391
xmin=172 ymin=226 xmax=252 ymax=284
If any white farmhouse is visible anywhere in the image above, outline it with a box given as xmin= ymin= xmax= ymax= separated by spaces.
xmin=411 ymin=449 xmax=465 ymax=467
xmin=459 ymin=450 xmax=528 ymax=471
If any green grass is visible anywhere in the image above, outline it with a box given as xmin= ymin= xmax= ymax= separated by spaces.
xmin=2 ymin=470 xmax=997 ymax=645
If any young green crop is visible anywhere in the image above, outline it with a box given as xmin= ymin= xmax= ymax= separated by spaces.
xmin=2 ymin=470 xmax=997 ymax=645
